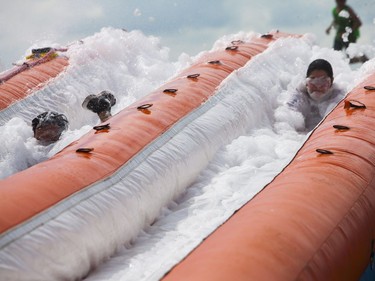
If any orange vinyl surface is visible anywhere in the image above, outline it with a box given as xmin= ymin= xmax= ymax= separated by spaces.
xmin=162 ymin=73 xmax=375 ymax=281
xmin=0 ymin=32 xmax=292 ymax=235
xmin=0 ymin=57 xmax=68 ymax=110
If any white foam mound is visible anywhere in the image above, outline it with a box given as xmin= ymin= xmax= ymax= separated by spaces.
xmin=1 ymin=28 xmax=374 ymax=281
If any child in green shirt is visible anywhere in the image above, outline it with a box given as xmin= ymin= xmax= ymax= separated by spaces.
xmin=325 ymin=0 xmax=362 ymax=51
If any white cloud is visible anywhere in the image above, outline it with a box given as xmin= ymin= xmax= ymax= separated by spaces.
xmin=0 ymin=0 xmax=374 ymax=69
xmin=133 ymin=8 xmax=142 ymax=17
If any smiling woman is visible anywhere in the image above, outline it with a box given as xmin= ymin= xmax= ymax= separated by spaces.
xmin=286 ymin=58 xmax=345 ymax=131
xmin=305 ymin=59 xmax=334 ymax=101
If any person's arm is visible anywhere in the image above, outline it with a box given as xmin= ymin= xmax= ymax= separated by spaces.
xmin=286 ymin=87 xmax=308 ymax=113
xmin=347 ymin=6 xmax=362 ymax=30
xmin=326 ymin=21 xmax=335 ymax=34
xmin=286 ymin=95 xmax=301 ymax=111
xmin=323 ymin=85 xmax=346 ymax=116
xmin=326 ymin=8 xmax=336 ymax=34
xmin=276 ymin=92 xmax=306 ymax=131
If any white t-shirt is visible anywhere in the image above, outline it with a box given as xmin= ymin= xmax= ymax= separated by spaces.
xmin=287 ymin=82 xmax=345 ymax=131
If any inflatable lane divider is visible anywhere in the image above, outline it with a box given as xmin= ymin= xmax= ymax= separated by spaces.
xmin=162 ymin=71 xmax=375 ymax=281
xmin=0 ymin=32 xmax=295 ymax=280
xmin=0 ymin=52 xmax=68 ymax=111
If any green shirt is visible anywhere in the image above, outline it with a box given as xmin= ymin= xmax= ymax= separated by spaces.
xmin=332 ymin=6 xmax=360 ymax=40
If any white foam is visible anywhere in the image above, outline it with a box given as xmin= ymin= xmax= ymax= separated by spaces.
xmin=1 ymin=28 xmax=374 ymax=280
xmin=83 ymin=34 xmax=375 ymax=281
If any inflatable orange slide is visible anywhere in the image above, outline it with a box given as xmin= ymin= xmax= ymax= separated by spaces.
xmin=162 ymin=74 xmax=375 ymax=280
xmin=1 ymin=30 xmax=374 ymax=281
xmin=0 ymin=48 xmax=68 ymax=111
xmin=0 ymin=32 xmax=291 ymax=280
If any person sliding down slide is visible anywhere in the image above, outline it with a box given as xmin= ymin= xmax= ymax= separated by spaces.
xmin=286 ymin=59 xmax=345 ymax=131
xmin=30 ymin=90 xmax=116 ymax=145
xmin=32 ymin=111 xmax=69 ymax=144
xmin=82 ymin=90 xmax=116 ymax=122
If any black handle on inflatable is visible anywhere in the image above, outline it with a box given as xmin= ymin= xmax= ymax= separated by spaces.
xmin=333 ymin=125 xmax=350 ymax=131
xmin=364 ymin=86 xmax=375 ymax=91
xmin=76 ymin=148 xmax=94 ymax=153
xmin=187 ymin=74 xmax=200 ymax=79
xmin=137 ymin=104 xmax=153 ymax=110
xmin=208 ymin=60 xmax=222 ymax=65
xmin=163 ymin=89 xmax=178 ymax=93
xmin=93 ymin=124 xmax=110 ymax=131
xmin=225 ymin=46 xmax=238 ymax=51
xmin=344 ymin=100 xmax=366 ymax=109
xmin=316 ymin=149 xmax=334 ymax=155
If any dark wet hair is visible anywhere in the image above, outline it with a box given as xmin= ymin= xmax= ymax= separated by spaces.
xmin=306 ymin=59 xmax=333 ymax=80
xmin=32 ymin=111 xmax=69 ymax=142
xmin=82 ymin=90 xmax=116 ymax=114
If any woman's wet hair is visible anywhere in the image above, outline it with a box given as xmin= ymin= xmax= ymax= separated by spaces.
xmin=306 ymin=59 xmax=333 ymax=80
xmin=32 ymin=111 xmax=69 ymax=143
xmin=82 ymin=90 xmax=116 ymax=114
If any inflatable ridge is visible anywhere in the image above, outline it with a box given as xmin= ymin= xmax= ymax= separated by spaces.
xmin=0 ymin=32 xmax=292 ymax=281
xmin=162 ymin=72 xmax=375 ymax=281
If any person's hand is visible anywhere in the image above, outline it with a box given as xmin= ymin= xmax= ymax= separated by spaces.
xmin=325 ymin=27 xmax=331 ymax=35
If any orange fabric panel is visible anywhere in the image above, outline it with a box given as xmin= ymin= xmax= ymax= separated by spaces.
xmin=162 ymin=74 xmax=375 ymax=280
xmin=0 ymin=57 xmax=68 ymax=110
xmin=0 ymin=33 xmax=292 ymax=235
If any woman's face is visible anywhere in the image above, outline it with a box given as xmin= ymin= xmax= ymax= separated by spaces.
xmin=34 ymin=123 xmax=64 ymax=143
xmin=306 ymin=69 xmax=333 ymax=101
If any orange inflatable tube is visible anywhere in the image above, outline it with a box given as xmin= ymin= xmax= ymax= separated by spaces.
xmin=162 ymin=74 xmax=375 ymax=280
xmin=0 ymin=34 xmax=277 ymax=233
xmin=0 ymin=51 xmax=68 ymax=111
xmin=0 ymin=32 xmax=291 ymax=280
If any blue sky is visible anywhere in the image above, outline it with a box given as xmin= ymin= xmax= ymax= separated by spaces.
xmin=0 ymin=0 xmax=374 ymax=69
